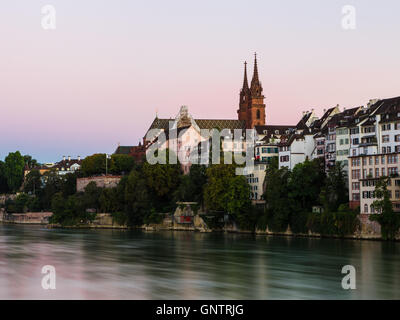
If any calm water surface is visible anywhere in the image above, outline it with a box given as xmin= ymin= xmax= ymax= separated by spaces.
xmin=0 ymin=224 xmax=399 ymax=299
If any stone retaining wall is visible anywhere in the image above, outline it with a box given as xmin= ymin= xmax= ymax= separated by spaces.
xmin=76 ymin=176 xmax=122 ymax=192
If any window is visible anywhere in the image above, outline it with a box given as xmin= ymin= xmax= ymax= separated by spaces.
xmin=375 ymin=156 xmax=379 ymax=165
xmin=351 ymin=170 xmax=360 ymax=179
xmin=382 ymin=135 xmax=390 ymax=143
xmin=382 ymin=124 xmax=391 ymax=131
xmin=352 ymin=193 xmax=360 ymax=201
xmin=256 ymin=109 xmax=261 ymax=120
xmin=364 ymin=204 xmax=368 ymax=213
xmin=352 ymin=182 xmax=360 ymax=190
xmin=375 ymin=168 xmax=380 ymax=178
xmin=382 ymin=156 xmax=386 ymax=164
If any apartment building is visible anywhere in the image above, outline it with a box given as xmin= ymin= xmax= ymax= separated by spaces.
xmin=349 ymin=153 xmax=400 ymax=213
xmin=348 ymin=96 xmax=400 ymax=212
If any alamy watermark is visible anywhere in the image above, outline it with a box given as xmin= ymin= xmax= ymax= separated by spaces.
xmin=41 ymin=265 xmax=56 ymax=290
xmin=41 ymin=5 xmax=56 ymax=30
xmin=341 ymin=265 xmax=356 ymax=290
xmin=145 ymin=122 xmax=256 ymax=175
xmin=341 ymin=5 xmax=356 ymax=30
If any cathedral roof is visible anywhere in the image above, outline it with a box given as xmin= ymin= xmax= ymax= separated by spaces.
xmin=148 ymin=118 xmax=246 ymax=132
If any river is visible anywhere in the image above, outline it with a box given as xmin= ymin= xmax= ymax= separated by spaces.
xmin=0 ymin=224 xmax=399 ymax=299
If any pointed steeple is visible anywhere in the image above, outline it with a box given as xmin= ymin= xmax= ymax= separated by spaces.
xmin=241 ymin=61 xmax=249 ymax=91
xmin=250 ymin=52 xmax=263 ymax=97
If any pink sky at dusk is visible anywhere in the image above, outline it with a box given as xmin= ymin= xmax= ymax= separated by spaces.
xmin=1 ymin=0 xmax=400 ymax=162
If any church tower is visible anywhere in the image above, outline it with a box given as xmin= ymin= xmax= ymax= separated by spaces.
xmin=247 ymin=53 xmax=266 ymax=128
xmin=237 ymin=61 xmax=251 ymax=124
xmin=237 ymin=53 xmax=266 ymax=128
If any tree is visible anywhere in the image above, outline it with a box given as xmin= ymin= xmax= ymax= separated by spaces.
xmin=124 ymin=169 xmax=150 ymax=226
xmin=203 ymin=163 xmax=251 ymax=227
xmin=4 ymin=151 xmax=25 ymax=192
xmin=288 ymin=159 xmax=325 ymax=233
xmin=320 ymin=161 xmax=348 ymax=212
xmin=81 ymin=154 xmax=107 ymax=176
xmin=0 ymin=161 xmax=9 ymax=194
xmin=262 ymin=162 xmax=291 ymax=232
xmin=24 ymin=169 xmax=42 ymax=195
xmin=142 ymin=150 xmax=182 ymax=211
xmin=370 ymin=177 xmax=400 ymax=240
xmin=38 ymin=170 xmax=62 ymax=210
xmin=110 ymin=154 xmax=135 ymax=175
xmin=173 ymin=164 xmax=207 ymax=204
xmin=23 ymin=155 xmax=38 ymax=170
xmin=82 ymin=181 xmax=102 ymax=211
xmin=61 ymin=173 xmax=77 ymax=198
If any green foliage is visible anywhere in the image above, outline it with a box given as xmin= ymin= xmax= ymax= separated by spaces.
xmin=288 ymin=159 xmax=325 ymax=214
xmin=307 ymin=205 xmax=360 ymax=236
xmin=370 ymin=177 xmax=400 ymax=240
xmin=320 ymin=161 xmax=348 ymax=212
xmin=142 ymin=156 xmax=181 ymax=212
xmin=203 ymin=163 xmax=251 ymax=229
xmin=38 ymin=171 xmax=63 ymax=210
xmin=24 ymin=169 xmax=42 ymax=195
xmin=81 ymin=154 xmax=107 ymax=176
xmin=110 ymin=154 xmax=135 ymax=175
xmin=262 ymin=164 xmax=291 ymax=232
xmin=143 ymin=208 xmax=164 ymax=225
xmin=0 ymin=161 xmax=10 ymax=194
xmin=173 ymin=165 xmax=207 ymax=204
xmin=23 ymin=155 xmax=38 ymax=170
xmin=82 ymin=181 xmax=102 ymax=211
xmin=50 ymin=192 xmax=96 ymax=226
xmin=4 ymin=151 xmax=25 ymax=192
xmin=124 ymin=169 xmax=150 ymax=226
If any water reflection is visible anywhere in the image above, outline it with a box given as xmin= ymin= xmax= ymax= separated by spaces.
xmin=0 ymin=224 xmax=399 ymax=299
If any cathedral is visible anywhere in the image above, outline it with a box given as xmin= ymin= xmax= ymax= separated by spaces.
xmin=116 ymin=54 xmax=285 ymax=167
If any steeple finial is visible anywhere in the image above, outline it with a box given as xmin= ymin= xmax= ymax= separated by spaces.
xmin=242 ymin=61 xmax=249 ymax=91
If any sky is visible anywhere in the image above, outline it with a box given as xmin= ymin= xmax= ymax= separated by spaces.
xmin=1 ymin=0 xmax=400 ymax=163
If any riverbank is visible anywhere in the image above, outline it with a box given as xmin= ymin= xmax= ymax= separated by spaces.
xmin=1 ymin=210 xmax=398 ymax=241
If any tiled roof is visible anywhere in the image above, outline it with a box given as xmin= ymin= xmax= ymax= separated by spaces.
xmin=114 ymin=146 xmax=134 ymax=155
xmin=254 ymin=124 xmax=295 ymax=135
xmin=148 ymin=117 xmax=246 ymax=132
xmin=53 ymin=159 xmax=82 ymax=170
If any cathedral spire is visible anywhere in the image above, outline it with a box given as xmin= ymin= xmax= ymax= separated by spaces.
xmin=250 ymin=52 xmax=263 ymax=97
xmin=242 ymin=61 xmax=249 ymax=91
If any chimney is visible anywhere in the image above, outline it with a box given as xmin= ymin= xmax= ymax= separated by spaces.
xmin=78 ymin=155 xmax=81 ymax=161
xmin=68 ymin=156 xmax=71 ymax=161
xmin=63 ymin=155 xmax=66 ymax=161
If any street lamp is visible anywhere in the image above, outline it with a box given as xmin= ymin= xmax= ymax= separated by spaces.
xmin=105 ymin=154 xmax=111 ymax=175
